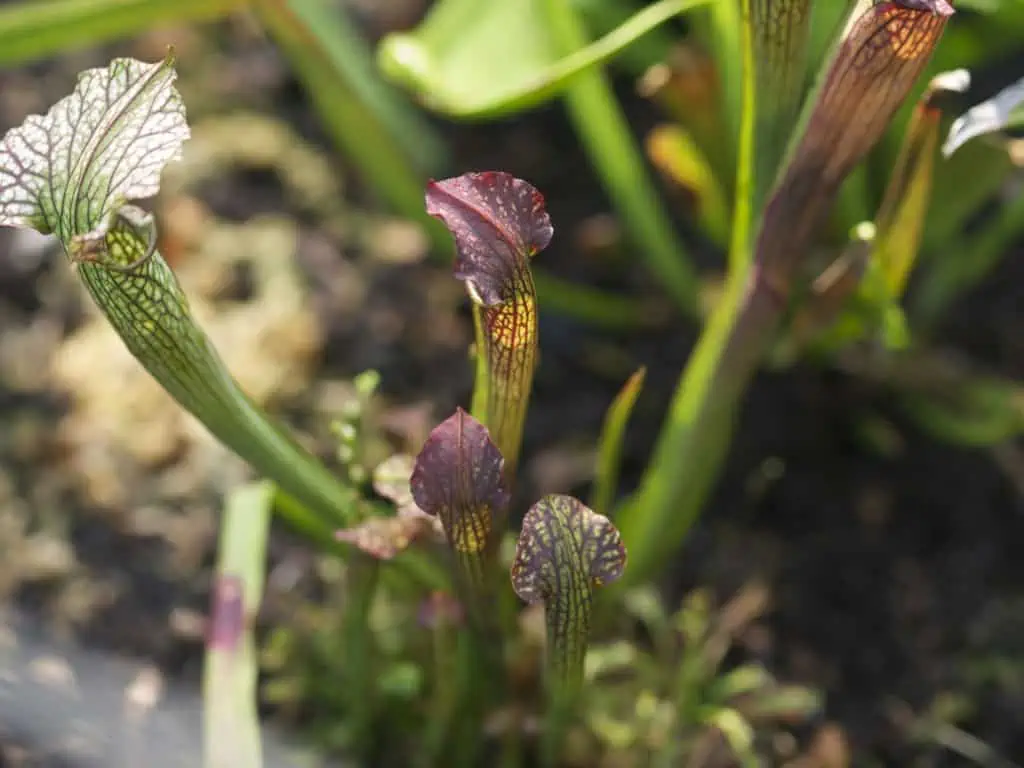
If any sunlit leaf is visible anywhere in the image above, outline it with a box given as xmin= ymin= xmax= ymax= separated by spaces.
xmin=426 ymin=172 xmax=551 ymax=478
xmin=0 ymin=55 xmax=187 ymax=239
xmin=943 ymin=75 xmax=1024 ymax=156
xmin=252 ymin=0 xmax=448 ymax=251
xmin=756 ymin=1 xmax=953 ymax=289
xmin=511 ymin=494 xmax=626 ymax=686
xmin=378 ymin=0 xmax=710 ymax=119
xmin=702 ymin=707 xmax=755 ymax=763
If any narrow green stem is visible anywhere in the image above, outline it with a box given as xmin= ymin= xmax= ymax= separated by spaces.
xmin=341 ymin=558 xmax=379 ymax=757
xmin=203 ymin=481 xmax=273 ymax=768
xmin=614 ymin=0 xmax=765 ymax=584
xmin=79 ymin=258 xmax=361 ymax=527
xmin=469 ymin=307 xmax=490 ymax=421
xmin=592 ymin=367 xmax=646 ymax=516
xmin=704 ymin=0 xmax=743 ymax=171
xmin=77 ymin=223 xmax=447 ymax=590
xmin=616 ymin=271 xmax=780 ymax=585
xmin=729 ymin=0 xmax=757 ymax=272
xmin=436 ymin=632 xmax=493 ymax=768
xmin=453 ymin=547 xmax=503 ymax=644
xmin=747 ymin=0 xmax=814 ymax=218
xmin=423 ymin=580 xmax=505 ymax=768
xmin=541 ymin=0 xmax=700 ymax=316
xmin=541 ymin=588 xmax=592 ymax=766
xmin=422 ymin=618 xmax=458 ymax=767
xmin=449 ymin=545 xmax=507 ymax=730
xmin=545 ymin=594 xmax=591 ymax=694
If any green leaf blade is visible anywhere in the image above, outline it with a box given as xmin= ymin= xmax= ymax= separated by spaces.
xmin=0 ymin=0 xmax=245 ymax=67
xmin=378 ymin=0 xmax=711 ymax=119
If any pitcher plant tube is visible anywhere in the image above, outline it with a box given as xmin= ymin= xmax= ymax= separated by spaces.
xmin=0 ymin=55 xmax=366 ymax=542
xmin=511 ymin=495 xmax=626 ymax=693
xmin=746 ymin=0 xmax=813 ymax=218
xmin=411 ymin=407 xmax=510 ymax=628
xmin=511 ymin=494 xmax=626 ymax=761
xmin=618 ymin=0 xmax=955 ymax=583
xmin=426 ymin=171 xmax=551 ymax=481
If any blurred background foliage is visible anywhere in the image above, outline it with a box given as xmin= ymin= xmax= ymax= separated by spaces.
xmin=0 ymin=0 xmax=1023 ymax=766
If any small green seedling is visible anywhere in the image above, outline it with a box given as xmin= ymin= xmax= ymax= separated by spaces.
xmin=426 ymin=171 xmax=550 ymax=480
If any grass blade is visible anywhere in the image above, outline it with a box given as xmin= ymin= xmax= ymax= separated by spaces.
xmin=0 ymin=0 xmax=245 ymax=66
xmin=204 ymin=480 xmax=274 ymax=768
xmin=591 ymin=367 xmax=646 ymax=517
xmin=874 ymin=70 xmax=969 ymax=298
xmin=252 ymin=0 xmax=449 ymax=252
xmin=541 ymin=0 xmax=701 ymax=315
xmin=263 ymin=0 xmax=446 ymax=175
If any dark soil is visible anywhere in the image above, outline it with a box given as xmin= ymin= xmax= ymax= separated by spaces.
xmin=0 ymin=10 xmax=1022 ymax=768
